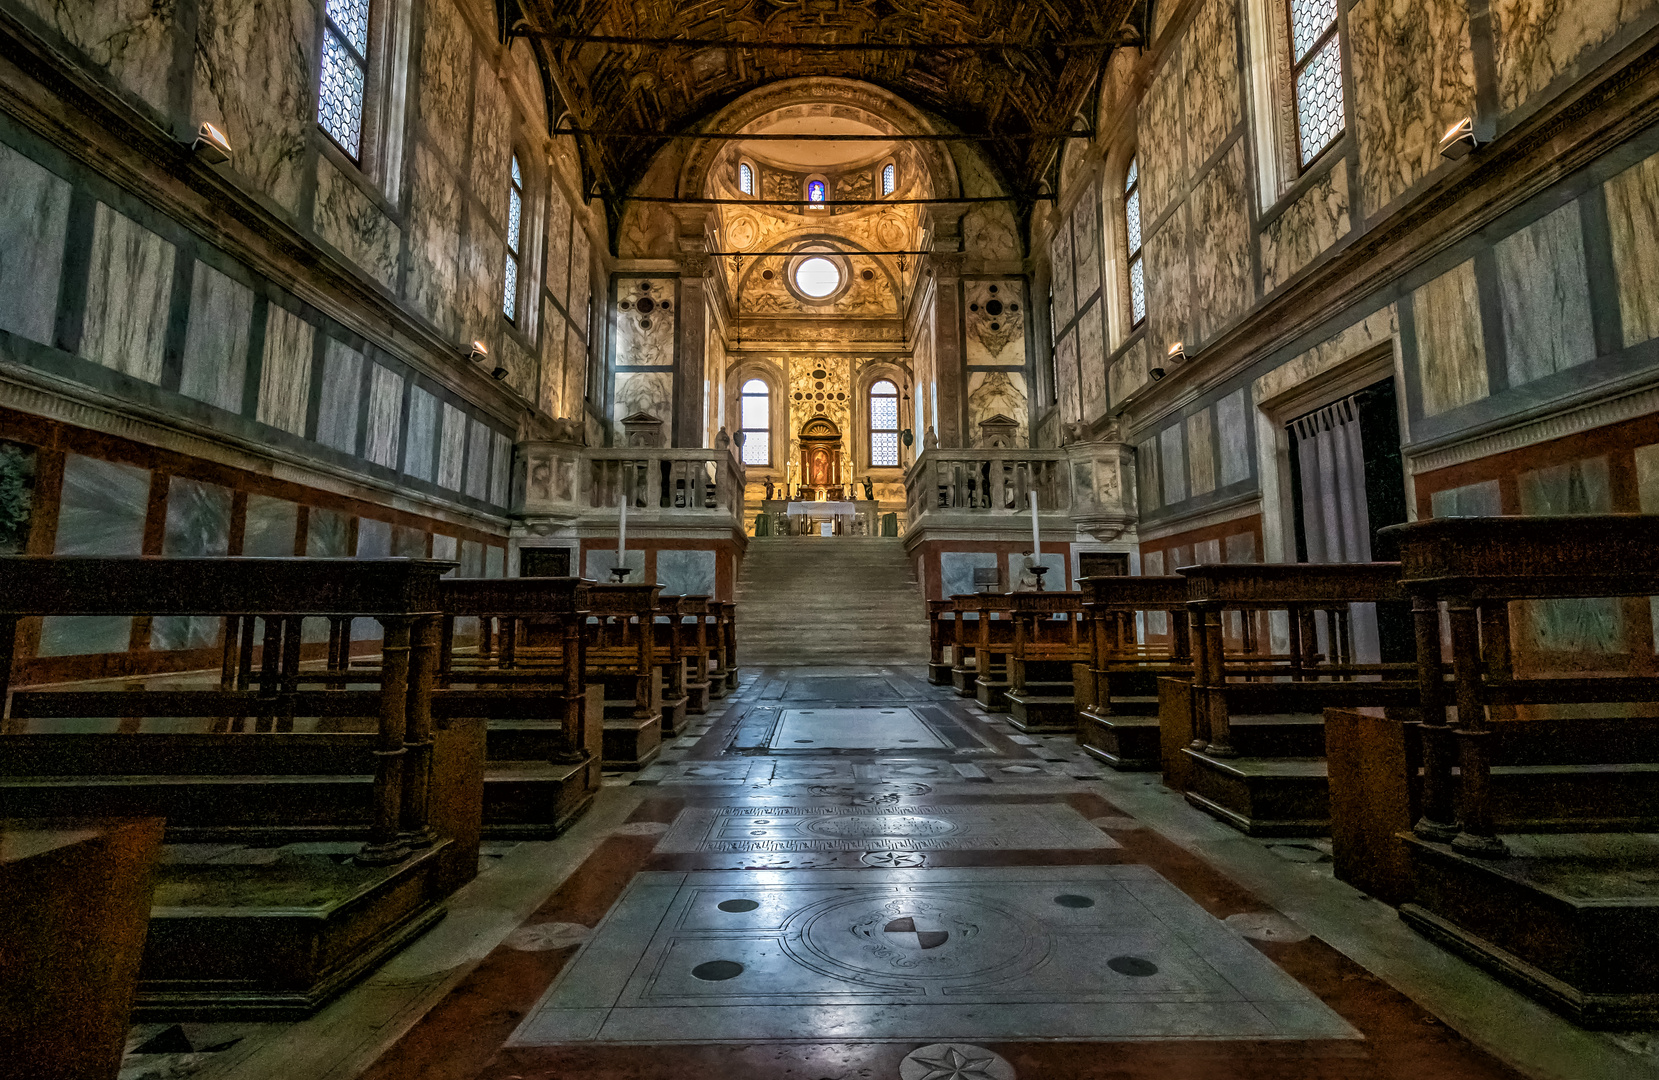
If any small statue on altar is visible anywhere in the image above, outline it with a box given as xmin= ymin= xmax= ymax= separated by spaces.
xmin=861 ymin=476 xmax=874 ymax=501
xmin=765 ymin=479 xmax=775 ymax=500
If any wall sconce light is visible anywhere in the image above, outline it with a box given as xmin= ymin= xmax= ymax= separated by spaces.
xmin=1149 ymin=340 xmax=1184 ymax=381
xmin=192 ymin=122 xmax=232 ymax=165
xmin=1438 ymin=117 xmax=1480 ymax=160
xmin=468 ymin=340 xmax=489 ymax=364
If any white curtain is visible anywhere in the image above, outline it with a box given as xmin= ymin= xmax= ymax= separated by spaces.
xmin=1293 ymin=396 xmax=1379 ymax=663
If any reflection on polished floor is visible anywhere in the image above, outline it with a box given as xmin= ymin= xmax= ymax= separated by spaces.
xmin=148 ymin=667 xmax=1631 ymax=1080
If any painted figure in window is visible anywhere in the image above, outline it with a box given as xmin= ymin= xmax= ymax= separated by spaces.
xmin=807 ymin=179 xmax=826 ymax=203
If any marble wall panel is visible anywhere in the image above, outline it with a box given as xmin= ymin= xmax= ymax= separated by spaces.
xmin=546 ymin=184 xmax=572 ymax=309
xmin=466 ymin=418 xmax=492 ymax=500
xmin=1216 ymin=388 xmax=1251 ymax=486
xmin=564 ymin=325 xmax=587 ymax=421
xmin=1182 ymin=0 xmax=1242 ymax=172
xmin=461 ymin=220 xmax=505 ymax=345
xmin=1072 ymin=189 xmax=1102 ymax=304
xmin=406 ymin=145 xmax=464 ymax=335
xmin=964 ymin=280 xmax=1026 ymax=366
xmin=305 ymin=507 xmax=350 ymax=556
xmin=657 ymin=549 xmax=716 ymax=596
xmin=585 ymin=548 xmax=645 ymax=582
xmin=511 ymin=38 xmax=546 ymax=132
xmin=1145 ymin=203 xmax=1191 ymax=353
xmin=616 ymin=278 xmax=677 ymax=366
xmin=1138 ymin=46 xmax=1187 ymax=225
xmin=404 ymin=385 xmax=439 ymax=482
xmin=1191 ymin=141 xmax=1252 ymax=342
xmin=314 ymin=339 xmax=364 ymax=453
xmin=471 ymin=63 xmax=513 ymax=229
xmin=539 ymin=318 xmax=566 ymax=417
xmin=40 ymin=454 xmax=149 ymax=657
xmin=1053 ymin=331 xmax=1079 ymax=428
xmin=499 ymin=330 xmax=537 ymax=402
xmin=1159 ymin=424 xmax=1188 ymax=504
xmin=1079 ymin=301 xmax=1108 ymax=420
xmin=0 ymin=141 xmax=69 ymax=345
xmin=364 ymin=363 xmax=403 ymax=468
xmin=193 ymin=0 xmax=314 ymax=215
xmin=314 ymin=156 xmax=400 ymax=288
xmin=438 ymin=402 xmax=468 ymax=489
xmin=1428 ymin=478 xmax=1503 ymax=517
xmin=1350 ymin=0 xmax=1477 ymax=213
xmin=1186 ymin=408 xmax=1217 ymax=497
xmin=179 ymin=262 xmax=252 ymax=413
xmin=1109 ymin=337 xmax=1150 ymax=405
xmin=1137 ymin=435 xmax=1161 ymax=512
xmin=81 ymin=203 xmax=174 ymax=385
xmin=1495 ymin=201 xmax=1594 ymax=387
xmin=161 ymin=477 xmax=231 ymax=557
xmin=1493 ymin=0 xmax=1658 ymax=111
xmin=1606 ymin=149 xmax=1659 ymax=346
xmin=418 ymin=0 xmax=473 ymax=169
xmin=942 ymin=551 xmax=1002 ymax=597
xmin=1050 ymin=225 xmax=1076 ymax=329
xmin=968 ymin=370 xmax=1030 ymax=445
xmin=571 ymin=227 xmax=592 ymax=320
xmin=242 ymin=493 xmax=298 ymax=556
xmin=16 ymin=0 xmax=174 ymax=113
xmin=1254 ymin=305 xmax=1398 ymax=404
xmin=1413 ymin=260 xmax=1489 ymax=417
xmin=1261 ymin=162 xmax=1351 ymax=294
xmin=613 ymin=371 xmax=673 ymax=441
xmin=356 ymin=518 xmax=392 ymax=557
xmin=491 ymin=430 xmax=512 ymax=506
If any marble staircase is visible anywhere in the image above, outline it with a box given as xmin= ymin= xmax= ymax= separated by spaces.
xmin=736 ymin=537 xmax=930 ymax=666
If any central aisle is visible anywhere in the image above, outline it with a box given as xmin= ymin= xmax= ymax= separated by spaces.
xmin=351 ymin=667 xmax=1526 ymax=1080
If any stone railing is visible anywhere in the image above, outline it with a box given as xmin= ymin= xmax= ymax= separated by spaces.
xmin=515 ymin=441 xmax=747 ymax=530
xmin=902 ymin=440 xmax=1137 ymax=542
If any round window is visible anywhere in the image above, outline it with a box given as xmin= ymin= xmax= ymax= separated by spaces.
xmin=794 ymin=257 xmax=841 ymax=298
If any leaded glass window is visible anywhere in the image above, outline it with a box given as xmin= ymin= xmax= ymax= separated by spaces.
xmin=504 ymin=153 xmax=523 ymax=321
xmin=1288 ymin=0 xmax=1344 ymax=167
xmin=870 ymin=379 xmax=899 ymax=467
xmin=1125 ymin=156 xmax=1145 ymax=328
xmin=882 ymin=163 xmax=896 ymax=196
xmin=807 ymin=179 xmax=826 ymax=204
xmin=319 ymin=0 xmax=371 ymax=159
xmin=741 ymin=379 xmax=770 ymax=466
xmin=739 ymin=161 xmax=753 ymax=195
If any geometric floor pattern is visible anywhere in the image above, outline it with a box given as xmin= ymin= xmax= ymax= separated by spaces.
xmin=770 ymin=707 xmax=949 ymax=749
xmin=508 ymin=866 xmax=1360 ymax=1044
xmin=654 ymin=803 xmax=1122 ymax=854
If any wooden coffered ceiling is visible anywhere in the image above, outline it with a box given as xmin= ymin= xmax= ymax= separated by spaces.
xmin=515 ymin=0 xmax=1147 ymax=201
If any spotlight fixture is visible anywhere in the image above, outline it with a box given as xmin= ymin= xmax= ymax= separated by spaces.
xmin=490 ymin=363 xmax=509 ymax=380
xmin=1437 ymin=117 xmax=1480 ymax=160
xmin=468 ymin=340 xmax=489 ymax=364
xmin=192 ymin=122 xmax=232 ymax=165
xmin=1148 ymin=364 xmax=1166 ymax=381
xmin=1166 ymin=341 xmax=1186 ymax=364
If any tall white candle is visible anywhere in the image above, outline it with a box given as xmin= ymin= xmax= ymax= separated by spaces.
xmin=617 ymin=494 xmax=627 ymax=564
xmin=1030 ymin=490 xmax=1041 ymax=559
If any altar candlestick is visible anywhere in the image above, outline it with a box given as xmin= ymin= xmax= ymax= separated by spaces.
xmin=1030 ymin=490 xmax=1041 ymax=559
xmin=617 ymin=494 xmax=627 ymax=565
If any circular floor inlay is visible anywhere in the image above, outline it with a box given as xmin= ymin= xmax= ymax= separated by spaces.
xmin=1224 ymin=911 xmax=1311 ymax=942
xmin=1053 ymin=894 xmax=1095 ymax=908
xmin=899 ymin=1042 xmax=1016 ymax=1080
xmin=1000 ymin=765 xmax=1041 ymax=774
xmin=1107 ymin=955 xmax=1159 ymax=977
xmin=505 ymin=922 xmax=591 ymax=951
xmin=691 ymin=960 xmax=744 ymax=981
xmin=805 ymin=814 xmax=957 ymax=839
xmin=717 ymin=899 xmax=760 ymax=913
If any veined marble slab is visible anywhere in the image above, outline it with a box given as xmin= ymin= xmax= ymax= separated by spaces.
xmin=654 ymin=803 xmax=1118 ymax=854
xmin=769 ymin=708 xmax=942 ymax=750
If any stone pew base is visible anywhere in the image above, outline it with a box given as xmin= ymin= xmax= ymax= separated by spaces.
xmin=1078 ymin=708 xmax=1160 ymax=770
xmin=1005 ymin=681 xmax=1078 ymax=733
xmin=1181 ymin=751 xmax=1331 ymax=837
xmin=950 ymin=665 xmax=976 ymax=696
xmin=927 ymin=660 xmax=953 ymax=685
xmin=483 ymin=760 xmax=598 ymax=839
xmin=974 ymin=677 xmax=1010 ymax=711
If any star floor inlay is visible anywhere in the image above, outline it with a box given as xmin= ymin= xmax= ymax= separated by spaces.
xmin=508 ymin=866 xmax=1359 ymax=1044
xmin=653 ymin=804 xmax=1119 ymax=854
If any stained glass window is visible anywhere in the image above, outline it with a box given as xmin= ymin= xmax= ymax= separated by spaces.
xmin=739 ymin=161 xmax=753 ymax=195
xmin=807 ymin=179 xmax=826 ymax=204
xmin=882 ymin=163 xmax=896 ymax=196
xmin=870 ymin=379 xmax=900 ymax=467
xmin=1125 ymin=156 xmax=1145 ymax=328
xmin=504 ymin=153 xmax=523 ymax=321
xmin=1288 ymin=0 xmax=1344 ymax=167
xmin=740 ymin=379 xmax=769 ymax=466
xmin=318 ymin=0 xmax=371 ymax=159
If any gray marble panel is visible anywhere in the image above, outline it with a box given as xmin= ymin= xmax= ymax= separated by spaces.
xmin=405 ymin=145 xmax=463 ymax=335
xmin=14 ymin=0 xmax=174 ymax=113
xmin=364 ymin=363 xmax=403 ymax=468
xmin=486 ymin=544 xmax=506 ymax=578
xmin=404 ymin=385 xmax=439 ymax=481
xmin=466 ymin=419 xmax=493 ymax=500
xmin=179 ymin=262 xmax=253 ymax=413
xmin=1428 ymin=479 xmax=1502 ymax=517
xmin=1072 ymin=190 xmax=1101 ymax=303
xmin=432 ymin=533 xmax=458 ymax=563
xmin=1605 ymin=149 xmax=1659 ymax=346
xmin=242 ymin=493 xmax=298 ymax=556
xmin=1137 ymin=44 xmax=1186 ymax=226
xmin=656 ymin=548 xmax=716 ymax=596
xmin=315 ymin=339 xmax=364 ymax=453
xmin=458 ymin=539 xmax=484 ymax=578
xmin=306 ymin=507 xmax=351 ymax=556
xmin=1215 ymin=389 xmax=1250 ymax=487
xmin=81 ymin=203 xmax=175 ymax=385
xmin=545 ymin=183 xmax=573 ymax=309
xmin=356 ymin=518 xmax=392 ymax=558
xmin=1191 ymin=142 xmax=1252 ymax=342
xmin=256 ymin=304 xmax=315 ymax=435
xmin=437 ymin=403 xmax=468 ymax=490
xmin=1159 ymin=425 xmax=1187 ymax=504
xmin=1144 ymin=203 xmax=1190 ymax=356
xmin=570 ymin=227 xmax=592 ymax=323
xmin=585 ymin=548 xmax=646 ymax=582
xmin=418 ymin=0 xmax=473 ymax=169
xmin=1078 ymin=302 xmax=1107 ymax=421
xmin=1049 ymin=224 xmax=1075 ymax=329
xmin=471 ymin=64 xmax=513 ymax=230
xmin=612 ymin=371 xmax=674 ymax=442
xmin=1136 ymin=436 xmax=1161 ymax=512
xmin=1185 ymin=409 xmax=1217 ymax=497
xmin=314 ymin=156 xmax=400 ymax=288
xmin=1006 ymin=552 xmax=1067 ymax=591
xmin=1182 ymin=0 xmax=1242 ymax=172
xmin=941 ymin=551 xmax=1000 ymax=598
xmin=490 ymin=430 xmax=512 ymax=506
xmin=1412 ymin=259 xmax=1488 ymax=417
xmin=0 ymin=141 xmax=69 ymax=345
xmin=460 ymin=220 xmax=505 ymax=347
xmin=1492 ymin=0 xmax=1654 ymax=111
xmin=154 ymin=476 xmax=233 ymax=650
xmin=1261 ymin=163 xmax=1350 ymax=295
xmin=1496 ymin=201 xmax=1594 ymax=388
xmin=392 ymin=524 xmax=428 ymax=558
xmin=41 ymin=454 xmax=150 ymax=657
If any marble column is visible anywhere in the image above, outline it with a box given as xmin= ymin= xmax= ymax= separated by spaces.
xmin=925 ymin=204 xmax=971 ymax=448
xmin=673 ymin=208 xmax=716 ymax=448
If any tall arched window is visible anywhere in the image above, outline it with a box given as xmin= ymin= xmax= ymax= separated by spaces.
xmin=740 ymin=379 xmax=770 ymax=466
xmin=870 ymin=379 xmax=899 ymax=467
xmin=318 ymin=0 xmax=372 ymax=158
xmin=1124 ymin=156 xmax=1144 ymax=328
xmin=881 ymin=162 xmax=896 ymax=196
xmin=504 ymin=153 xmax=524 ymax=322
xmin=1289 ymin=0 xmax=1345 ymax=166
xmin=738 ymin=161 xmax=754 ymax=195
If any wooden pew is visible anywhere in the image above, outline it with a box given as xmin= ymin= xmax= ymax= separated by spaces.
xmin=653 ymin=594 xmax=691 ymax=736
xmin=927 ymin=599 xmax=956 ymax=685
xmin=1373 ymin=515 xmax=1659 ymax=1028
xmin=705 ymin=601 xmax=735 ymax=697
xmin=431 ymin=577 xmax=604 ymax=837
xmin=679 ymin=595 xmax=713 ymax=713
xmin=1162 ymin=562 xmax=1417 ymax=836
xmin=0 ymin=555 xmax=475 ymax=1018
xmin=972 ymin=593 xmax=1018 ymax=710
xmin=583 ymin=583 xmax=664 ymax=768
xmin=1003 ymin=591 xmax=1089 ymax=733
xmin=1076 ymin=575 xmax=1191 ymax=769
xmin=948 ymin=593 xmax=985 ymax=695
xmin=718 ymin=600 xmax=739 ymax=691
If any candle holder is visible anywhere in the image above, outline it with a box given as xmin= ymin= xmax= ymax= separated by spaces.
xmin=609 ymin=566 xmax=633 ymax=582
xmin=1030 ymin=565 xmax=1048 ymax=592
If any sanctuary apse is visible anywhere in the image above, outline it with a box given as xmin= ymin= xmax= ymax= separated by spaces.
xmin=4 ymin=0 xmax=1659 ymax=1078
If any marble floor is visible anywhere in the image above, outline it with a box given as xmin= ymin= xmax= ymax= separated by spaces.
xmin=124 ymin=667 xmax=1659 ymax=1080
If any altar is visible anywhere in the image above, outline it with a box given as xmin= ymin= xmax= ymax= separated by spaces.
xmin=760 ymin=498 xmax=879 ymax=536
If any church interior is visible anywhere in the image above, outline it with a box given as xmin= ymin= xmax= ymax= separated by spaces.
xmin=6 ymin=0 xmax=1659 ymax=1077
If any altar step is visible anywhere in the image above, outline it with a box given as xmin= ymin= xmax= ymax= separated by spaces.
xmin=737 ymin=537 xmax=929 ymax=666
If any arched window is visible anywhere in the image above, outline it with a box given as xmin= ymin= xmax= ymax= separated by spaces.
xmin=740 ymin=379 xmax=770 ymax=466
xmin=504 ymin=153 xmax=524 ymax=322
xmin=806 ymin=178 xmax=826 ymax=206
xmin=1289 ymin=0 xmax=1344 ymax=166
xmin=318 ymin=0 xmax=372 ymax=158
xmin=738 ymin=161 xmax=754 ymax=195
xmin=870 ymin=379 xmax=900 ymax=467
xmin=881 ymin=162 xmax=896 ymax=196
xmin=1124 ymin=156 xmax=1144 ymax=328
